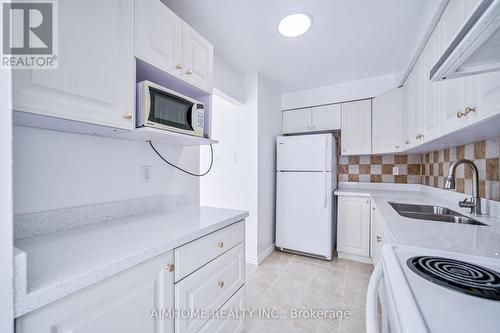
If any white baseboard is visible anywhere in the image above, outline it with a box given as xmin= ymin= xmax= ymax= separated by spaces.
xmin=338 ymin=251 xmax=373 ymax=265
xmin=246 ymin=244 xmax=275 ymax=266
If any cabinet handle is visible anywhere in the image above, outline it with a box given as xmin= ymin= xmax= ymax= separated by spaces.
xmin=366 ymin=200 xmax=370 ymax=204
xmin=166 ymin=264 xmax=174 ymax=272
xmin=176 ymin=63 xmax=183 ymax=70
xmin=123 ymin=112 xmax=133 ymax=120
xmin=405 ymin=140 xmax=411 ymax=145
xmin=376 ymin=236 xmax=383 ymax=243
xmin=217 ymin=281 xmax=225 ymax=288
xmin=186 ymin=69 xmax=193 ymax=75
xmin=395 ymin=145 xmax=400 ymax=149
xmin=415 ymin=133 xmax=424 ymax=139
xmin=457 ymin=106 xmax=476 ymax=118
xmin=373 ymin=207 xmax=375 ymax=211
xmin=216 ymin=241 xmax=224 ymax=249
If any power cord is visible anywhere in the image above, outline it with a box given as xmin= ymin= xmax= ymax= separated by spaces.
xmin=147 ymin=140 xmax=214 ymax=177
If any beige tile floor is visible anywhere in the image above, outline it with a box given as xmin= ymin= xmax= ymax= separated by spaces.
xmin=244 ymin=250 xmax=373 ymax=333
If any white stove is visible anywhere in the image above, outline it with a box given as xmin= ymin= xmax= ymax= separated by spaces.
xmin=367 ymin=245 xmax=500 ymax=333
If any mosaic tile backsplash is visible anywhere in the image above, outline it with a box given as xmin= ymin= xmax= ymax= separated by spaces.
xmin=337 ymin=135 xmax=500 ymax=201
xmin=421 ymin=137 xmax=499 ymax=201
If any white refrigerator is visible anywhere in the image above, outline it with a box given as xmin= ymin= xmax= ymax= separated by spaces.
xmin=276 ymin=133 xmax=337 ymax=260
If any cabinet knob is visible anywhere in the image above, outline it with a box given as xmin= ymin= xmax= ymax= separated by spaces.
xmin=186 ymin=69 xmax=193 ymax=75
xmin=395 ymin=145 xmax=400 ymax=149
xmin=123 ymin=112 xmax=133 ymax=120
xmin=457 ymin=106 xmax=476 ymax=118
xmin=166 ymin=264 xmax=175 ymax=272
xmin=176 ymin=63 xmax=183 ymax=70
xmin=216 ymin=241 xmax=224 ymax=249
xmin=217 ymin=281 xmax=225 ymax=288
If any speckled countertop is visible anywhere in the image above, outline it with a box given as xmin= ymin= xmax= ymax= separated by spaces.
xmin=335 ymin=183 xmax=500 ymax=259
xmin=14 ymin=203 xmax=248 ymax=317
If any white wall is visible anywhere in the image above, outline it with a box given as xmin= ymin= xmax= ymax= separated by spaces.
xmin=200 ymin=90 xmax=258 ymax=261
xmin=0 ymin=70 xmax=14 ymax=333
xmin=281 ymin=73 xmax=397 ymax=110
xmin=256 ymin=74 xmax=281 ymax=257
xmin=213 ymin=52 xmax=246 ymax=105
xmin=201 ymin=72 xmax=281 ymax=264
xmin=14 ymin=127 xmax=200 ymax=214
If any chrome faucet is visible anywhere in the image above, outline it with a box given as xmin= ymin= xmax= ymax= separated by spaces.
xmin=444 ymin=159 xmax=482 ymax=216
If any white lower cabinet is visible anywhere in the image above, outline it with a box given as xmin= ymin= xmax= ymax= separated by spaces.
xmin=175 ymin=243 xmax=245 ymax=333
xmin=337 ymin=196 xmax=371 ymax=261
xmin=15 ymin=221 xmax=246 ymax=333
xmin=370 ymin=204 xmax=385 ymax=265
xmin=198 ymin=286 xmax=245 ymax=333
xmin=15 ymin=251 xmax=175 ymax=333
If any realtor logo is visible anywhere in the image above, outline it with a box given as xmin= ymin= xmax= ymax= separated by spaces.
xmin=1 ymin=0 xmax=58 ymax=68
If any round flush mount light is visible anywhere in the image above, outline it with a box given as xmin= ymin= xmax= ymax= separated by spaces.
xmin=278 ymin=13 xmax=312 ymax=37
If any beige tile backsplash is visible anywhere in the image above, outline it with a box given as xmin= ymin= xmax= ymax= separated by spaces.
xmin=336 ymin=134 xmax=500 ymax=201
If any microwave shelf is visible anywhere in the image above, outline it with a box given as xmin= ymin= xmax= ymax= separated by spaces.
xmin=110 ymin=126 xmax=218 ymax=146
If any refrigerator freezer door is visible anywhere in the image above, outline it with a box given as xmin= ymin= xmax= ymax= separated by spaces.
xmin=277 ymin=134 xmax=332 ymax=171
xmin=276 ymin=171 xmax=332 ymax=258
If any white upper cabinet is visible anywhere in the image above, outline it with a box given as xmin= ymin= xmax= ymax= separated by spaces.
xmin=372 ymin=88 xmax=404 ymax=154
xmin=13 ymin=0 xmax=135 ymax=129
xmin=181 ymin=22 xmax=214 ymax=92
xmin=422 ymin=31 xmax=441 ymax=142
xmin=282 ymin=108 xmax=312 ymax=134
xmin=341 ymin=99 xmax=372 ymax=155
xmin=311 ymin=104 xmax=341 ymax=131
xmin=282 ymin=104 xmax=341 ymax=134
xmin=135 ymin=0 xmax=182 ymax=78
xmin=135 ymin=0 xmax=214 ymax=93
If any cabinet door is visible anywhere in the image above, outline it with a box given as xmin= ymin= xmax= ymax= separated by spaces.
xmin=337 ymin=196 xmax=371 ymax=257
xmin=135 ymin=0 xmax=183 ymax=78
xmin=13 ymin=0 xmax=135 ymax=129
xmin=372 ymin=88 xmax=403 ymax=154
xmin=370 ymin=205 xmax=385 ymax=265
xmin=341 ymin=100 xmax=372 ymax=155
xmin=282 ymin=108 xmax=312 ymax=134
xmin=422 ymin=31 xmax=441 ymax=141
xmin=182 ymin=22 xmax=214 ymax=93
xmin=311 ymin=104 xmax=341 ymax=131
xmin=16 ymin=252 xmax=175 ymax=333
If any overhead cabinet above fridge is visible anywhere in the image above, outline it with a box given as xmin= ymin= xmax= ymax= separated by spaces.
xmin=431 ymin=0 xmax=500 ymax=81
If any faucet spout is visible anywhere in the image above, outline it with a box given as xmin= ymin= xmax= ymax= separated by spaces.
xmin=444 ymin=159 xmax=482 ymax=216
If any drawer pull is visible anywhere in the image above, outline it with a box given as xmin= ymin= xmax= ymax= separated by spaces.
xmin=376 ymin=236 xmax=383 ymax=243
xmin=216 ymin=241 xmax=224 ymax=249
xmin=217 ymin=281 xmax=225 ymax=288
xmin=166 ymin=264 xmax=175 ymax=272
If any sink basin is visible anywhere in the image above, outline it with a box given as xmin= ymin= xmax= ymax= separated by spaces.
xmin=389 ymin=202 xmax=487 ymax=226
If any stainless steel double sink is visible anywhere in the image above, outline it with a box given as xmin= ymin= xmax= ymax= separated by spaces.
xmin=389 ymin=202 xmax=487 ymax=226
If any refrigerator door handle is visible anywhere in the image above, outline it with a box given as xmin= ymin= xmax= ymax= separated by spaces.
xmin=324 ymin=136 xmax=328 ymax=208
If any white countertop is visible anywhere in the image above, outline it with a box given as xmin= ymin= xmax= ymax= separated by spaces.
xmin=335 ymin=184 xmax=500 ymax=259
xmin=14 ymin=204 xmax=248 ymax=317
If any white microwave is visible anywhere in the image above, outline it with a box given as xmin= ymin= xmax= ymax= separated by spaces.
xmin=136 ymin=80 xmax=205 ymax=137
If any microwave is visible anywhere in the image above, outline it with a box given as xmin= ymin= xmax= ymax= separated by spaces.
xmin=136 ymin=80 xmax=205 ymax=137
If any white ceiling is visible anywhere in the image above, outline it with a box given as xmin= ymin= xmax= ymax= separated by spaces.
xmin=162 ymin=0 xmax=441 ymax=93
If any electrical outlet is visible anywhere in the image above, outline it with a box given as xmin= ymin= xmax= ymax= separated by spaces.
xmin=393 ymin=166 xmax=400 ymax=176
xmin=141 ymin=165 xmax=151 ymax=183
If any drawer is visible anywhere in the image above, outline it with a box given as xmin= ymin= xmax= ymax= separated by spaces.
xmin=198 ymin=286 xmax=246 ymax=333
xmin=175 ymin=243 xmax=245 ymax=333
xmin=174 ymin=221 xmax=244 ymax=281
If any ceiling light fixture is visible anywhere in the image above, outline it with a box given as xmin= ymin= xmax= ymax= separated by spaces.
xmin=278 ymin=13 xmax=312 ymax=37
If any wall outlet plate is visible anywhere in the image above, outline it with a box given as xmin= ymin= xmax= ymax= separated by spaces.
xmin=141 ymin=165 xmax=151 ymax=183
xmin=393 ymin=166 xmax=400 ymax=176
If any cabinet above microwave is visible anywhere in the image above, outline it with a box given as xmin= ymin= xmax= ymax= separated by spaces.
xmin=431 ymin=0 xmax=500 ymax=81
